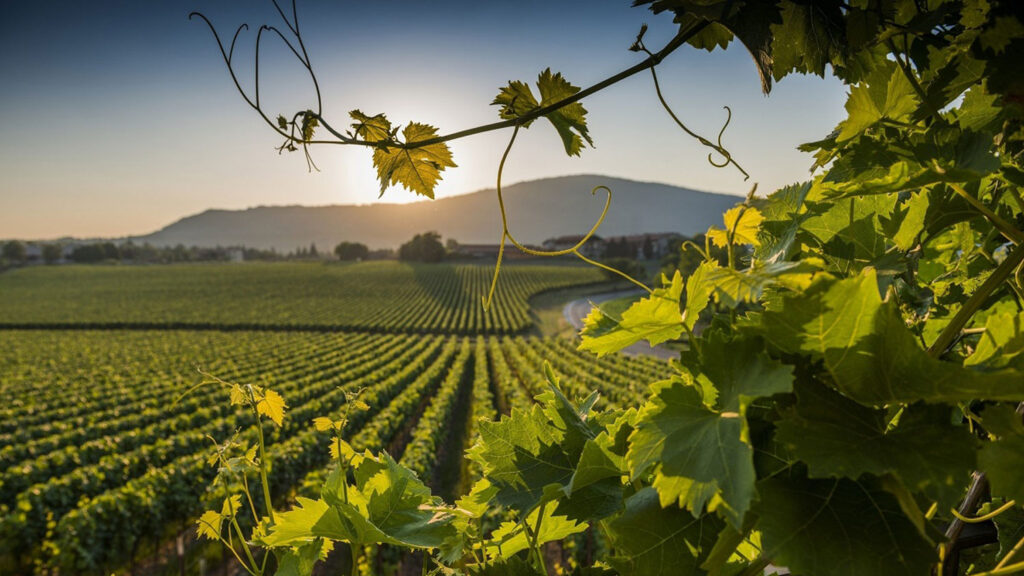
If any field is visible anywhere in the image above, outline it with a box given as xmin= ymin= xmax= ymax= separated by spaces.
xmin=0 ymin=262 xmax=662 ymax=575
xmin=0 ymin=262 xmax=604 ymax=333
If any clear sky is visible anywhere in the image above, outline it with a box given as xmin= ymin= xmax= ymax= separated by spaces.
xmin=0 ymin=1 xmax=847 ymax=240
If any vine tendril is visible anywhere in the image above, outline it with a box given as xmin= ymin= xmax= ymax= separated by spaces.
xmin=483 ymin=126 xmax=651 ymax=311
xmin=633 ymin=35 xmax=749 ymax=180
xmin=949 ymin=499 xmax=1017 ymax=523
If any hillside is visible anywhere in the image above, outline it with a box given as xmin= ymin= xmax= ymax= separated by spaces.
xmin=135 ymin=175 xmax=741 ymax=251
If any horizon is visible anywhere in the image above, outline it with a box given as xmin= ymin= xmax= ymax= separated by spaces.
xmin=4 ymin=173 xmax=737 ymax=244
xmin=1 ymin=1 xmax=846 ymax=240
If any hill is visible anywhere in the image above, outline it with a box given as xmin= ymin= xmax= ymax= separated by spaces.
xmin=135 ymin=175 xmax=741 ymax=251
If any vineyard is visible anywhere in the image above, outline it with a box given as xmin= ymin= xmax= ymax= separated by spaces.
xmin=0 ymin=292 xmax=664 ymax=574
xmin=0 ymin=262 xmax=603 ymax=334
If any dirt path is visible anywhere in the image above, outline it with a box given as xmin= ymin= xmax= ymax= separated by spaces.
xmin=562 ymin=290 xmax=678 ymax=360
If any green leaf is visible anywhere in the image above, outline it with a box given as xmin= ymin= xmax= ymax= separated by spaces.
xmin=837 ymin=61 xmax=919 ymax=142
xmin=469 ymin=383 xmax=622 ymax=523
xmin=704 ymin=260 xmax=820 ymax=308
xmin=469 ymin=557 xmax=545 ymax=576
xmin=579 ymin=271 xmax=684 ymax=356
xmin=264 ymin=497 xmax=333 ymax=547
xmin=268 ymin=453 xmax=456 ymax=550
xmin=691 ymin=330 xmax=794 ymax=414
xmin=628 ymin=330 xmax=790 ymax=526
xmin=485 ymin=504 xmax=585 ymax=559
xmin=605 ymin=487 xmax=723 ymax=576
xmin=754 ymin=181 xmax=812 ymax=262
xmin=769 ymin=2 xmax=844 ymax=81
xmin=683 ymin=261 xmax=717 ymax=330
xmin=468 ymin=402 xmax=575 ymax=515
xmin=272 ymin=539 xmax=329 ymax=576
xmin=627 ymin=381 xmax=755 ymax=527
xmin=775 ymin=380 xmax=977 ymax=509
xmin=757 ymin=475 xmax=937 ymax=576
xmin=372 ymin=122 xmax=457 ymax=199
xmin=965 ymin=312 xmax=1024 ymax=369
xmin=978 ymin=404 xmax=1024 ymax=504
xmin=757 ymin=269 xmax=1024 ymax=405
xmin=492 ymin=68 xmax=593 ymax=156
xmin=493 ymin=81 xmax=539 ymax=125
xmin=350 ymin=451 xmax=456 ymax=548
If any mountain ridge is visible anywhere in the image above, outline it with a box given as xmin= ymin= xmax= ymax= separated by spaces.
xmin=134 ymin=175 xmax=742 ymax=251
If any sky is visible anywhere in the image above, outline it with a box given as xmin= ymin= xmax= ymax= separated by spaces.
xmin=0 ymin=1 xmax=848 ymax=240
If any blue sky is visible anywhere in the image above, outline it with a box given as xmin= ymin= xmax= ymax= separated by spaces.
xmin=0 ymin=1 xmax=847 ymax=239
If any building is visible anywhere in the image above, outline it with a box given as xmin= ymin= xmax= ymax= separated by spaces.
xmin=452 ymin=243 xmax=540 ymax=260
xmin=541 ymin=235 xmax=606 ymax=258
xmin=602 ymin=233 xmax=683 ymax=260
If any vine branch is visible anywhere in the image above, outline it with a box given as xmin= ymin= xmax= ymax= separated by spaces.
xmin=191 ymin=3 xmax=711 ymax=152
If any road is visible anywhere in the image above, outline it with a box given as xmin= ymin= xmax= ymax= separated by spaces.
xmin=562 ymin=290 xmax=678 ymax=361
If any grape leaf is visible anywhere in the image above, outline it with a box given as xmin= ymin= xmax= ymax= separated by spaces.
xmin=682 ymin=260 xmax=717 ymax=330
xmin=265 ymin=453 xmax=455 ymax=550
xmin=272 ymin=539 xmax=329 ymax=576
xmin=493 ymin=81 xmax=539 ymax=125
xmin=493 ymin=68 xmax=593 ymax=156
xmin=485 ymin=504 xmax=585 ymax=559
xmin=690 ymin=330 xmax=794 ymax=413
xmin=579 ymin=271 xmax=684 ymax=357
xmin=965 ymin=311 xmax=1024 ymax=369
xmin=627 ymin=331 xmax=791 ymax=527
xmin=704 ymin=260 xmax=820 ymax=308
xmin=468 ymin=402 xmax=575 ymax=515
xmin=257 ymin=388 xmax=287 ymax=427
xmin=708 ymin=206 xmax=763 ymax=249
xmin=757 ymin=269 xmax=1024 ymax=405
xmin=349 ymin=109 xmax=392 ymax=142
xmin=197 ymin=494 xmax=242 ymax=541
xmin=757 ymin=475 xmax=937 ymax=576
xmin=605 ymin=487 xmax=723 ymax=576
xmin=837 ymin=61 xmax=919 ymax=142
xmin=468 ymin=383 xmax=622 ymax=522
xmin=469 ymin=557 xmax=545 ymax=576
xmin=754 ymin=181 xmax=812 ymax=262
xmin=372 ymin=122 xmax=456 ymax=199
xmin=978 ymin=404 xmax=1024 ymax=504
xmin=775 ymin=381 xmax=977 ymax=509
xmin=628 ymin=382 xmax=753 ymax=527
xmin=769 ymin=2 xmax=845 ymax=81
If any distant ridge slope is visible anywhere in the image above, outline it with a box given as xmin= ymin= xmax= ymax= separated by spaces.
xmin=136 ymin=175 xmax=741 ymax=251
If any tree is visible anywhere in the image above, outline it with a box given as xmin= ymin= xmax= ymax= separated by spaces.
xmin=2 ymin=240 xmax=26 ymax=264
xmin=41 ymin=243 xmax=62 ymax=264
xmin=398 ymin=232 xmax=445 ymax=263
xmin=334 ymin=241 xmax=368 ymax=261
xmin=193 ymin=2 xmax=1024 ymax=575
xmin=69 ymin=242 xmax=120 ymax=263
xmin=309 ymin=242 xmax=318 ymax=257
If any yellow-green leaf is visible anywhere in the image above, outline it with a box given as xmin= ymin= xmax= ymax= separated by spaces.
xmin=492 ymin=69 xmax=593 ymax=156
xmin=708 ymin=206 xmax=764 ymax=249
xmin=257 ymin=388 xmax=287 ymax=427
xmin=349 ymin=110 xmax=392 ymax=142
xmin=372 ymin=122 xmax=456 ymax=199
xmin=229 ymin=384 xmax=247 ymax=406
xmin=196 ymin=509 xmax=224 ymax=540
xmin=313 ymin=416 xmax=335 ymax=432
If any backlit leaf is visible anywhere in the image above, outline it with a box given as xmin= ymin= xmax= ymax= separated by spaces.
xmin=372 ymin=123 xmax=457 ymax=199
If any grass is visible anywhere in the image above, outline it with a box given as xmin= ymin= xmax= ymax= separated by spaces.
xmin=527 ymin=281 xmax=631 ymax=338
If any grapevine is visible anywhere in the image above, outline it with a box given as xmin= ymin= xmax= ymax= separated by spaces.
xmin=186 ymin=1 xmax=1024 ymax=575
